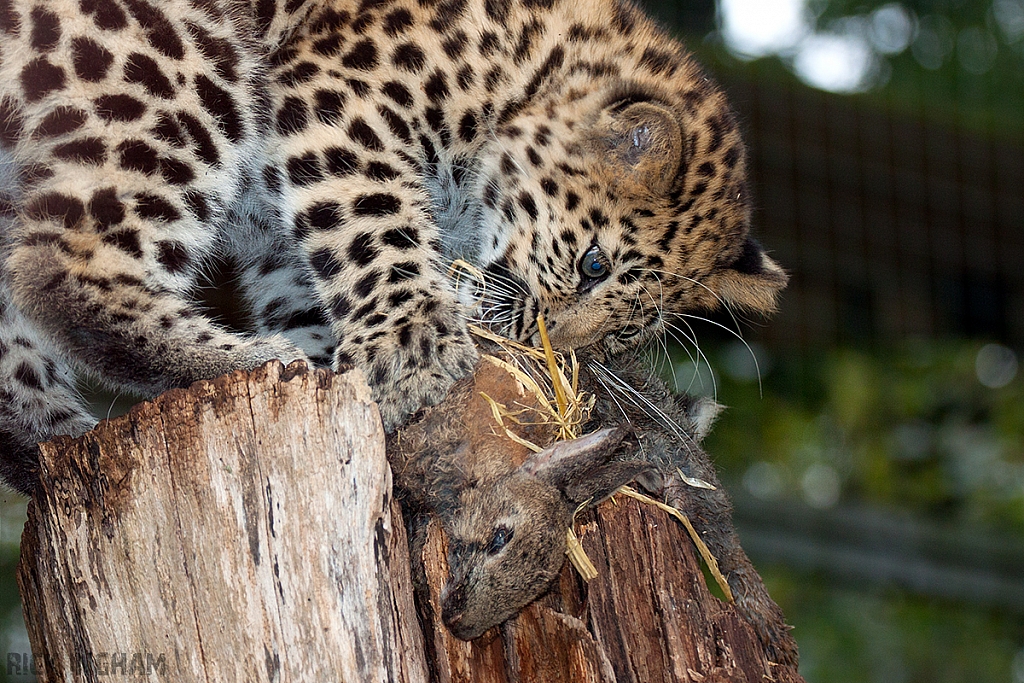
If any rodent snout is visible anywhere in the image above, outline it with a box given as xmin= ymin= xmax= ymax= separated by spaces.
xmin=440 ymin=582 xmax=467 ymax=626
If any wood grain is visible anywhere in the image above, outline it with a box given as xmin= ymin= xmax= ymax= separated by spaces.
xmin=18 ymin=361 xmax=428 ymax=682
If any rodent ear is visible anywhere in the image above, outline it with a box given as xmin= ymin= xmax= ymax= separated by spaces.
xmin=688 ymin=397 xmax=723 ymax=443
xmin=708 ymin=237 xmax=787 ymax=314
xmin=602 ymin=100 xmax=684 ymax=194
xmin=562 ymin=460 xmax=651 ymax=508
xmin=522 ymin=428 xmax=648 ymax=506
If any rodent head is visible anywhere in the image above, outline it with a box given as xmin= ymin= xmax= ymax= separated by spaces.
xmin=440 ymin=474 xmax=569 ymax=640
xmin=438 ymin=428 xmax=647 ymax=640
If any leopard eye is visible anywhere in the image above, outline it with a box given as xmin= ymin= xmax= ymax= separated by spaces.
xmin=487 ymin=526 xmax=513 ymax=555
xmin=579 ymin=245 xmax=610 ymax=281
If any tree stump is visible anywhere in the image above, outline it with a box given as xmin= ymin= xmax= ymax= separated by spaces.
xmin=17 ymin=361 xmax=805 ymax=682
xmin=18 ymin=361 xmax=427 ymax=681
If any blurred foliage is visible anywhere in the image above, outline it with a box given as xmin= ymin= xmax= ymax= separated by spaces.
xmin=761 ymin=566 xmax=1024 ymax=683
xmin=662 ymin=337 xmax=1024 ymax=682
xmin=814 ymin=0 xmax=1024 ymax=138
xmin=641 ymin=0 xmax=1024 ymax=142
xmin=684 ymin=340 xmax=1024 ymax=529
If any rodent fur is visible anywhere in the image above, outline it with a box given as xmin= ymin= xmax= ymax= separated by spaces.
xmin=387 ymin=348 xmax=797 ymax=668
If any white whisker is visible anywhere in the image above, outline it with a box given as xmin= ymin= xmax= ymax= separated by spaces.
xmin=663 ymin=318 xmax=718 ymax=400
xmin=644 ymin=267 xmax=750 ymax=342
xmin=589 ymin=360 xmax=696 ymax=449
xmin=679 ymin=312 xmax=763 ymax=396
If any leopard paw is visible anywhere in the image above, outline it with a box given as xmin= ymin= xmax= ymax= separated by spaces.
xmin=347 ymin=298 xmax=478 ymax=431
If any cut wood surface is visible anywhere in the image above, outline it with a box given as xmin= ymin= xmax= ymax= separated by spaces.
xmin=18 ymin=360 xmax=805 ymax=683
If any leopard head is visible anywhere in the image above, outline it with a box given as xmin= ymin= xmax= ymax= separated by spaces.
xmin=464 ymin=65 xmax=786 ymax=354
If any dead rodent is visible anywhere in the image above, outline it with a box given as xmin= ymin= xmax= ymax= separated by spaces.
xmin=386 ymin=348 xmax=798 ymax=669
xmin=388 ymin=355 xmax=648 ymax=641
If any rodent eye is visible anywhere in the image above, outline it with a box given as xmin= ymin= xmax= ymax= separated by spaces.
xmin=487 ymin=526 xmax=513 ymax=555
xmin=579 ymin=245 xmax=610 ymax=282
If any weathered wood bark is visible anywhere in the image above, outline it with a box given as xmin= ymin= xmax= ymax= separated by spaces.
xmin=18 ymin=360 xmax=804 ymax=683
xmin=18 ymin=361 xmax=428 ymax=681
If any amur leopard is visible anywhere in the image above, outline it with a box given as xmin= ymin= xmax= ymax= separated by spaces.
xmin=0 ymin=0 xmax=786 ymax=494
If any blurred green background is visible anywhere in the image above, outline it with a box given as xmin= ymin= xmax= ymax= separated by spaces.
xmin=644 ymin=0 xmax=1024 ymax=681
xmin=3 ymin=0 xmax=1024 ymax=680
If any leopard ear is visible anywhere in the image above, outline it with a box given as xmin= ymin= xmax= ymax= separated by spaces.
xmin=603 ymin=100 xmax=683 ymax=194
xmin=709 ymin=237 xmax=787 ymax=314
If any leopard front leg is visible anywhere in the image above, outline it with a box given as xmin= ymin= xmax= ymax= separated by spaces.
xmin=266 ymin=22 xmax=484 ymax=430
xmin=341 ymin=280 xmax=477 ymax=432
xmin=270 ymin=137 xmax=477 ymax=428
xmin=290 ymin=179 xmax=478 ymax=429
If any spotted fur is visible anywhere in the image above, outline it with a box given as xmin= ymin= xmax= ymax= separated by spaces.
xmin=0 ymin=0 xmax=785 ymax=493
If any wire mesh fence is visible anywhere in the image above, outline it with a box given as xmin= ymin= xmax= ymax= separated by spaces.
xmin=725 ymin=73 xmax=1024 ymax=348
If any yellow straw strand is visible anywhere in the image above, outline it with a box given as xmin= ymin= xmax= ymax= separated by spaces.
xmin=536 ymin=315 xmax=569 ymax=419
xmin=566 ymin=527 xmax=598 ymax=581
xmin=616 ymin=486 xmax=734 ymax=602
